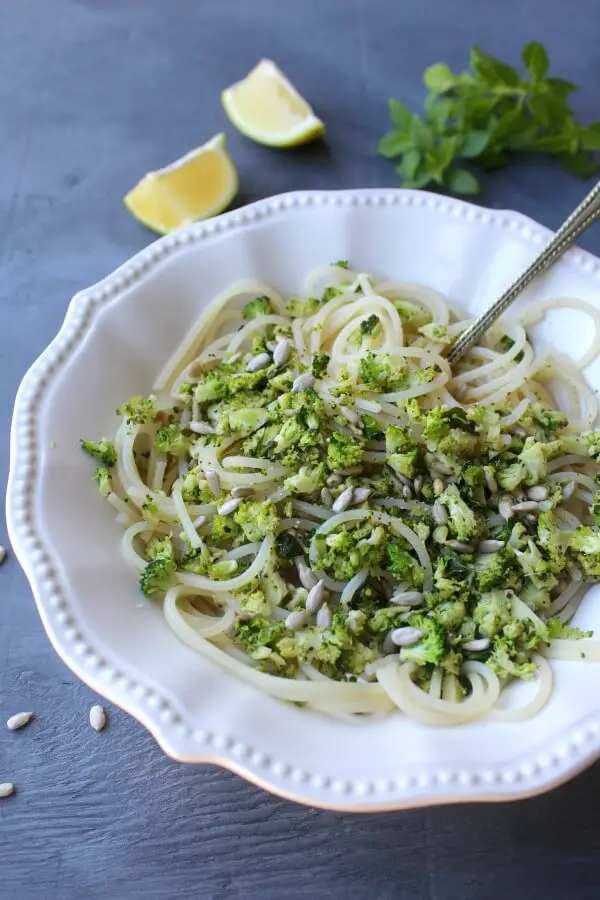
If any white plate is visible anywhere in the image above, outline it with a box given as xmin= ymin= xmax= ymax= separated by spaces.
xmin=7 ymin=189 xmax=600 ymax=811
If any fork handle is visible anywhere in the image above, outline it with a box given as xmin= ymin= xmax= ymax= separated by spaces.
xmin=447 ymin=179 xmax=600 ymax=366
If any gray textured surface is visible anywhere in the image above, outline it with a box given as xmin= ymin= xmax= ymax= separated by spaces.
xmin=2 ymin=1 xmax=600 ymax=897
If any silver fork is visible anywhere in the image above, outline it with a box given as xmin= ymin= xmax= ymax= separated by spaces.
xmin=447 ymin=179 xmax=600 ymax=366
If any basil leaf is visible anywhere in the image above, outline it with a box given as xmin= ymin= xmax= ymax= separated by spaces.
xmin=423 ymin=63 xmax=455 ymax=94
xmin=522 ymin=41 xmax=549 ymax=79
xmin=469 ymin=47 xmax=519 ymax=88
xmin=378 ymin=131 xmax=412 ymax=159
xmin=446 ymin=168 xmax=480 ymax=195
xmin=389 ymin=98 xmax=412 ymax=130
xmin=459 ymin=131 xmax=490 ymax=158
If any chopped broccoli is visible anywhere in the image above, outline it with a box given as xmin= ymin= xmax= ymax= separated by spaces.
xmin=284 ymin=464 xmax=325 ymax=495
xmin=331 ymin=260 xmax=349 ymax=269
xmin=358 ymin=352 xmax=407 ymax=392
xmin=560 ymin=430 xmax=600 ymax=460
xmin=385 ymin=424 xmax=421 ymax=478
xmin=439 ymin=484 xmax=479 ymax=542
xmin=546 ymin=618 xmax=593 ymax=640
xmin=385 ymin=543 xmax=424 ymax=587
xmin=194 ymin=371 xmax=230 ymax=404
xmin=210 ymin=560 xmax=239 ymax=579
xmin=93 ymin=466 xmax=113 ymax=497
xmin=80 ymin=437 xmax=117 ymax=467
xmin=513 ymin=539 xmax=557 ymax=590
xmin=487 ymin=637 xmax=537 ymax=680
xmin=211 ymin=514 xmax=240 ymax=544
xmin=220 ymin=408 xmax=269 ymax=437
xmin=233 ymin=500 xmax=279 ymax=542
xmin=236 ymin=586 xmax=270 ymax=616
xmin=311 ymin=352 xmax=330 ymax=378
xmin=141 ymin=495 xmax=161 ymax=520
xmin=359 ymin=314 xmax=381 ymax=339
xmin=393 ymin=300 xmax=431 ymax=328
xmin=117 ymin=395 xmax=155 ymax=425
xmin=139 ymin=536 xmax=177 ymax=597
xmin=570 ymin=526 xmax=600 ymax=577
xmin=181 ymin=544 xmax=211 ymax=575
xmin=398 ymin=614 xmax=446 ymax=667
xmin=362 ymin=415 xmax=383 ymax=439
xmin=472 ymin=589 xmax=512 ymax=639
xmin=154 ymin=424 xmax=190 ymax=457
xmin=327 ymin=432 xmax=364 ymax=472
xmin=243 ymin=296 xmax=273 ymax=320
xmin=418 ymin=323 xmax=451 ymax=344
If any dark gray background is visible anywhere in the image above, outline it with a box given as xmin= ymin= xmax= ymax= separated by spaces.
xmin=2 ymin=1 xmax=600 ymax=897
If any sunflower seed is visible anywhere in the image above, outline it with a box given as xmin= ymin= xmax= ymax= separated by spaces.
xmin=273 ymin=339 xmax=291 ymax=366
xmin=89 ymin=705 xmax=106 ymax=732
xmin=396 ymin=473 xmax=413 ymax=489
xmin=326 ymin=474 xmax=342 ymax=488
xmin=563 ymin=481 xmax=576 ymax=501
xmin=337 ymin=465 xmax=363 ymax=476
xmin=484 ymin=468 xmax=498 ymax=494
xmin=431 ymin=460 xmax=454 ymax=476
xmin=320 ymin=488 xmax=333 ymax=507
xmin=231 ymin=486 xmax=254 ymax=499
xmin=478 ymin=539 xmax=506 ymax=554
xmin=461 ymin=638 xmax=492 ymax=652
xmin=390 ymin=626 xmax=424 ymax=647
xmin=433 ymin=525 xmax=448 ymax=544
xmin=511 ymin=500 xmax=540 ymax=513
xmin=0 ymin=783 xmax=15 ymax=799
xmin=285 ymin=611 xmax=307 ymax=631
xmin=6 ymin=712 xmax=34 ymax=731
xmin=332 ymin=486 xmax=354 ymax=513
xmin=246 ymin=352 xmax=271 ymax=372
xmin=189 ymin=421 xmax=216 ymax=435
xmin=218 ymin=497 xmax=242 ymax=516
xmin=227 ymin=352 xmax=242 ymax=364
xmin=433 ymin=477 xmax=446 ymax=497
xmin=527 ymin=485 xmax=548 ymax=501
xmin=340 ymin=406 xmax=359 ymax=424
xmin=498 ymin=496 xmax=513 ymax=520
xmin=433 ymin=499 xmax=448 ymax=525
xmin=192 ymin=515 xmax=206 ymax=528
xmin=444 ymin=540 xmax=474 ymax=553
xmin=352 ymin=487 xmax=371 ymax=504
xmin=510 ymin=425 xmax=527 ymax=438
xmin=413 ymin=476 xmax=423 ymax=495
xmin=402 ymin=485 xmax=413 ymax=500
xmin=390 ymin=591 xmax=423 ymax=607
xmin=570 ymin=563 xmax=583 ymax=582
xmin=316 ymin=603 xmax=332 ymax=628
xmin=292 ymin=372 xmax=315 ymax=392
xmin=204 ymin=469 xmax=222 ymax=497
xmin=296 ymin=558 xmax=318 ymax=591
xmin=306 ymin=579 xmax=326 ymax=613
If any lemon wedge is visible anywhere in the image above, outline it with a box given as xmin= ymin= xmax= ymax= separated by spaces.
xmin=124 ymin=133 xmax=238 ymax=234
xmin=222 ymin=59 xmax=325 ymax=148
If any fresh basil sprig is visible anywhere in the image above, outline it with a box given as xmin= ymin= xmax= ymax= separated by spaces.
xmin=379 ymin=42 xmax=600 ymax=195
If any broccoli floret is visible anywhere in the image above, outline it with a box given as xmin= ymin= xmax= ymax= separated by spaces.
xmin=233 ymin=500 xmax=279 ymax=542
xmin=234 ymin=618 xmax=292 ymax=671
xmin=358 ymin=315 xmax=381 ymax=342
xmin=560 ymin=430 xmax=600 ymax=460
xmin=368 ymin=607 xmax=409 ymax=634
xmin=546 ymin=618 xmax=593 ymax=640
xmin=117 ymin=395 xmax=155 ymax=425
xmin=474 ymin=549 xmax=520 ymax=592
xmin=140 ymin=495 xmax=160 ymax=520
xmin=497 ymin=461 xmax=525 ymax=492
xmin=362 ymin=415 xmax=383 ymax=440
xmin=358 ymin=352 xmax=407 ymax=392
xmin=332 ymin=260 xmax=349 ymax=269
xmin=433 ymin=555 xmax=470 ymax=597
xmin=211 ymin=514 xmax=240 ymax=544
xmin=139 ymin=537 xmax=177 ymax=597
xmin=570 ymin=526 xmax=600 ymax=576
xmin=243 ymin=296 xmax=273 ymax=320
xmin=93 ymin=466 xmax=113 ymax=497
xmin=311 ymin=352 xmax=330 ymax=378
xmin=194 ymin=372 xmax=229 ymax=404
xmin=327 ymin=432 xmax=364 ymax=472
xmin=439 ymin=484 xmax=479 ymax=541
xmin=487 ymin=637 xmax=537 ymax=680
xmin=520 ymin=403 xmax=568 ymax=439
xmin=209 ymin=560 xmax=239 ymax=579
xmin=315 ymin=524 xmax=386 ymax=582
xmin=181 ymin=544 xmax=211 ymax=575
xmin=398 ymin=614 xmax=445 ymax=667
xmin=422 ymin=406 xmax=477 ymax=444
xmin=430 ymin=599 xmax=466 ymax=630
xmin=80 ymin=437 xmax=117 ymax=467
xmin=393 ymin=300 xmax=431 ymax=328
xmin=385 ymin=425 xmax=421 ymax=478
xmin=418 ymin=323 xmax=451 ymax=345
xmin=236 ymin=586 xmax=270 ymax=616
xmin=384 ymin=543 xmax=424 ymax=588
xmin=513 ymin=539 xmax=557 ymax=590
xmin=536 ymin=511 xmax=570 ymax=572
xmin=154 ymin=424 xmax=190 ymax=457
xmin=181 ymin=470 xmax=202 ymax=502
xmin=520 ymin=437 xmax=561 ymax=485
xmin=219 ymin=408 xmax=269 ymax=437
xmin=472 ymin=589 xmax=512 ymax=639
xmin=284 ymin=464 xmax=325 ymax=495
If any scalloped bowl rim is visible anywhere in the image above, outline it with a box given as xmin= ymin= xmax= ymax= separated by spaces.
xmin=7 ymin=188 xmax=600 ymax=811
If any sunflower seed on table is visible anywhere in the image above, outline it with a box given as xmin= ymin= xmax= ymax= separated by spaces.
xmin=285 ymin=611 xmax=307 ymax=631
xmin=511 ymin=500 xmax=540 ymax=513
xmin=432 ymin=499 xmax=448 ymax=525
xmin=332 ymin=486 xmax=354 ymax=513
xmin=444 ymin=540 xmax=474 ymax=553
xmin=89 ymin=705 xmax=106 ymax=732
xmin=527 ymin=485 xmax=548 ymax=501
xmin=6 ymin=712 xmax=34 ymax=731
xmin=296 ymin=557 xmax=318 ymax=591
xmin=326 ymin=473 xmax=342 ymax=488
xmin=0 ymin=783 xmax=15 ymax=799
xmin=218 ymin=497 xmax=243 ymax=516
xmin=246 ymin=352 xmax=271 ymax=372
xmin=204 ymin=469 xmax=222 ymax=497
xmin=433 ymin=477 xmax=445 ymax=497
xmin=189 ymin=421 xmax=216 ymax=435
xmin=390 ymin=626 xmax=424 ymax=647
xmin=352 ymin=487 xmax=371 ymax=504
xmin=563 ymin=481 xmax=576 ymax=501
xmin=273 ymin=338 xmax=291 ymax=366
xmin=306 ymin=579 xmax=326 ymax=613
xmin=292 ymin=372 xmax=315 ymax=392
xmin=478 ymin=539 xmax=506 ymax=554
xmin=231 ymin=485 xmax=254 ymax=499
xmin=340 ymin=406 xmax=359 ymax=424
xmin=461 ymin=638 xmax=492 ymax=652
xmin=320 ymin=488 xmax=333 ymax=507
xmin=390 ymin=590 xmax=423 ymax=607
xmin=484 ymin=468 xmax=498 ymax=494
xmin=316 ymin=603 xmax=332 ymax=629
xmin=498 ymin=496 xmax=513 ymax=521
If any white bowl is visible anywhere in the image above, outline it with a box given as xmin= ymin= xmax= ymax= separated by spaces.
xmin=7 ymin=189 xmax=600 ymax=811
